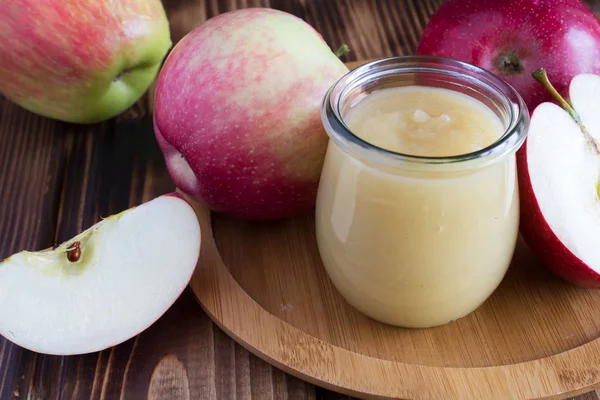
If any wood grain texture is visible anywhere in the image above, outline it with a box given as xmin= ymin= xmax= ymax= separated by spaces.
xmin=1 ymin=0 xmax=600 ymax=399
xmin=210 ymin=207 xmax=600 ymax=367
xmin=191 ymin=172 xmax=600 ymax=399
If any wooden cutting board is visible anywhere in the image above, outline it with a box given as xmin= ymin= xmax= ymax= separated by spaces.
xmin=188 ymin=62 xmax=600 ymax=400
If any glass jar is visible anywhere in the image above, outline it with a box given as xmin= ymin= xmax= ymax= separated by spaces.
xmin=315 ymin=56 xmax=529 ymax=328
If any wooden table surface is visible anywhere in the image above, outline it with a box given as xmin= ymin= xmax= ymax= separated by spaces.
xmin=2 ymin=1 xmax=600 ymax=399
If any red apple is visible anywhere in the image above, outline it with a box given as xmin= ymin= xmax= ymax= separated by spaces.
xmin=152 ymin=8 xmax=349 ymax=220
xmin=0 ymin=0 xmax=172 ymax=124
xmin=518 ymin=69 xmax=600 ymax=288
xmin=416 ymin=0 xmax=600 ymax=111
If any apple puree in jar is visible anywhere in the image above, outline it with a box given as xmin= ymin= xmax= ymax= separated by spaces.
xmin=316 ymin=83 xmax=523 ymax=328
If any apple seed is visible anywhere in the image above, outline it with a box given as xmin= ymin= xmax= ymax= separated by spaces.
xmin=66 ymin=241 xmax=81 ymax=263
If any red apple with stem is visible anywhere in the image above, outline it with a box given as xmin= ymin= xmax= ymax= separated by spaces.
xmin=518 ymin=68 xmax=600 ymax=288
xmin=416 ymin=0 xmax=600 ymax=111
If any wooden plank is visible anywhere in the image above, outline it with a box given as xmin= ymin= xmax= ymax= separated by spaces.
xmin=0 ymin=99 xmax=71 ymax=400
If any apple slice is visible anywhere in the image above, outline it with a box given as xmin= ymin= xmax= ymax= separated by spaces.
xmin=0 ymin=193 xmax=201 ymax=355
xmin=518 ymin=69 xmax=600 ymax=288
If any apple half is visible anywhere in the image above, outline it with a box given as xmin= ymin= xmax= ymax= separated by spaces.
xmin=0 ymin=193 xmax=201 ymax=355
xmin=518 ymin=70 xmax=600 ymax=288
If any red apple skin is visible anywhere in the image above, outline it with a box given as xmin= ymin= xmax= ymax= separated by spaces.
xmin=517 ymin=139 xmax=600 ymax=288
xmin=0 ymin=0 xmax=171 ymax=124
xmin=416 ymin=0 xmax=600 ymax=112
xmin=153 ymin=8 xmax=349 ymax=220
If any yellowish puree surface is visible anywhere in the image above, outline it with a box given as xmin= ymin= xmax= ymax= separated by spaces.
xmin=345 ymin=86 xmax=503 ymax=156
xmin=316 ymin=86 xmax=520 ymax=328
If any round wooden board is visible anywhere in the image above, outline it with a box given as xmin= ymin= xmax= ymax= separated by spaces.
xmin=188 ymin=198 xmax=600 ymax=399
xmin=187 ymin=62 xmax=600 ymax=400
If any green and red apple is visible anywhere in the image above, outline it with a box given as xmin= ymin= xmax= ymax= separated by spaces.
xmin=0 ymin=0 xmax=172 ymax=124
xmin=153 ymin=8 xmax=349 ymax=220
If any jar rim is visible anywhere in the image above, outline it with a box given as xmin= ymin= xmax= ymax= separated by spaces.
xmin=321 ymin=55 xmax=530 ymax=171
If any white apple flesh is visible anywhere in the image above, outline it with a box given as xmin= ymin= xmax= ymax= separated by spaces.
xmin=0 ymin=193 xmax=201 ymax=355
xmin=518 ymin=72 xmax=600 ymax=287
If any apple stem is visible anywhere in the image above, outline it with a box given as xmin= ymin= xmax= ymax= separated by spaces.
xmin=532 ymin=69 xmax=580 ymax=123
xmin=334 ymin=44 xmax=350 ymax=58
xmin=532 ymin=68 xmax=600 ymax=155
